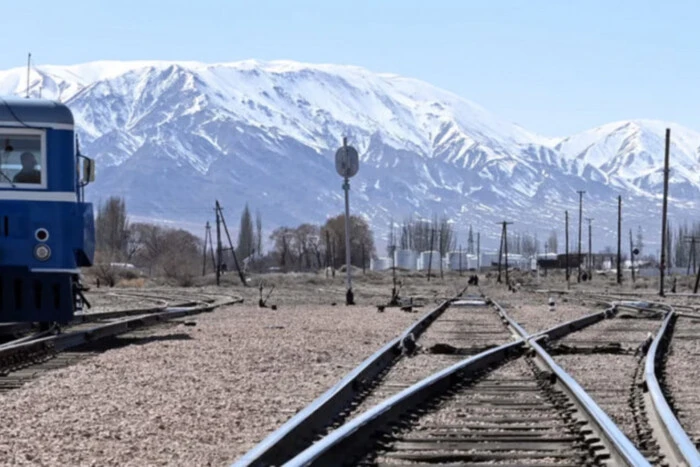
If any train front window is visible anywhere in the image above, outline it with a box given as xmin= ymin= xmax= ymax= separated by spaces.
xmin=0 ymin=133 xmax=44 ymax=187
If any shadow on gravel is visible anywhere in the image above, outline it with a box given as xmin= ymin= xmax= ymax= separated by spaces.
xmin=546 ymin=343 xmax=632 ymax=355
xmin=73 ymin=332 xmax=193 ymax=353
xmin=425 ymin=343 xmax=498 ymax=355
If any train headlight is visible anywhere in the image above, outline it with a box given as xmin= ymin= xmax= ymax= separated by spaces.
xmin=34 ymin=244 xmax=51 ymax=261
xmin=35 ymin=228 xmax=49 ymax=242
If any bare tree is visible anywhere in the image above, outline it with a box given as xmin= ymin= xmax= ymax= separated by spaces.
xmin=294 ymin=223 xmax=321 ymax=270
xmin=322 ymin=214 xmax=375 ymax=268
xmin=399 ymin=217 xmax=434 ymax=252
xmin=95 ymin=196 xmax=129 ymax=260
xmin=270 ymin=227 xmax=294 ymax=270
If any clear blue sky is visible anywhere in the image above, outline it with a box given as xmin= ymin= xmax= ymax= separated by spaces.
xmin=3 ymin=0 xmax=698 ymax=136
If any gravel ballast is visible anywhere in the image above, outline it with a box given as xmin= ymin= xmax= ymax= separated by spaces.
xmin=0 ymin=304 xmax=418 ymax=466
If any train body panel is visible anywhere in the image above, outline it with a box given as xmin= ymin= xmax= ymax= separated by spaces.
xmin=0 ymin=200 xmax=93 ymax=271
xmin=0 ymin=98 xmax=96 ymax=323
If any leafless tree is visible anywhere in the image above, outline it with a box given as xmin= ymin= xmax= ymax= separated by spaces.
xmin=95 ymin=196 xmax=129 ymax=260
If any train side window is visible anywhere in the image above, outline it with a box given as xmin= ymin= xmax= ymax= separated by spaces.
xmin=0 ymin=132 xmax=45 ymax=188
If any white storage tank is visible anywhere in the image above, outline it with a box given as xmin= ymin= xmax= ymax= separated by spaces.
xmin=371 ymin=257 xmax=391 ymax=271
xmin=394 ymin=249 xmax=417 ymax=270
xmin=448 ymin=251 xmax=469 ymax=271
xmin=419 ymin=251 xmax=441 ymax=270
xmin=480 ymin=252 xmax=500 ymax=268
xmin=506 ymin=254 xmax=525 ymax=269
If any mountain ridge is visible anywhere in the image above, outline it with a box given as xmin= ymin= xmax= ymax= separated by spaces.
xmin=0 ymin=59 xmax=697 ymax=249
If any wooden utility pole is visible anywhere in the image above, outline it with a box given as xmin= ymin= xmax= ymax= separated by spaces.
xmin=565 ymin=211 xmax=570 ymax=285
xmin=215 ymin=205 xmax=222 ymax=286
xmin=497 ymin=225 xmax=504 ymax=283
xmin=586 ymin=217 xmax=594 ymax=280
xmin=660 ymin=128 xmax=671 ymax=296
xmin=629 ymin=229 xmax=636 ymax=283
xmin=577 ymin=190 xmax=586 ymax=282
xmin=617 ymin=195 xmax=622 ymax=285
xmin=216 ymin=201 xmax=247 ymax=286
xmin=477 ymin=232 xmax=481 ymax=272
xmin=207 ymin=225 xmax=216 ymax=276
xmin=427 ymin=226 xmax=435 ymax=282
xmin=459 ymin=244 xmax=463 ymax=277
xmin=497 ymin=221 xmax=513 ymax=285
xmin=685 ymin=237 xmax=698 ymax=276
xmin=504 ymin=222 xmax=511 ymax=286
xmin=202 ymin=222 xmax=211 ymax=276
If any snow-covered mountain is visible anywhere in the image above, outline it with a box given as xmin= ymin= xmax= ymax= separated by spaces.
xmin=0 ymin=60 xmax=697 ymax=250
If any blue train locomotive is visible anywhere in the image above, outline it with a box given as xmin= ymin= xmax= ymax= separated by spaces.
xmin=0 ymin=98 xmax=95 ymax=323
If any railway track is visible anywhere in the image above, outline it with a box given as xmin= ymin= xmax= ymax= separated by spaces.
xmin=536 ymin=301 xmax=666 ymax=461
xmin=344 ymin=296 xmax=518 ymax=423
xmin=278 ymin=297 xmax=648 ymax=466
xmin=238 ymin=287 xmax=700 ymax=466
xmin=236 ymin=289 xmax=649 ymax=466
xmin=645 ymin=303 xmax=700 ymax=466
xmin=0 ymin=289 xmax=242 ymax=393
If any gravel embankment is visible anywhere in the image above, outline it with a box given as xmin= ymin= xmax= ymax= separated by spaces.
xmin=0 ymin=304 xmax=418 ymax=466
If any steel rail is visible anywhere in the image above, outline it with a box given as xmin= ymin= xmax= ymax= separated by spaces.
xmin=489 ymin=296 xmax=651 ymax=466
xmin=0 ymin=294 xmax=240 ymax=368
xmin=282 ymin=339 xmax=525 ymax=466
xmin=644 ymin=308 xmax=700 ymax=466
xmin=233 ymin=292 xmax=466 ymax=467
xmin=284 ymin=297 xmax=649 ymax=466
xmin=527 ymin=337 xmax=651 ymax=466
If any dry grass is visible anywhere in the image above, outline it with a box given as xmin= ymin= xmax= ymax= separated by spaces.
xmin=116 ymin=277 xmax=147 ymax=288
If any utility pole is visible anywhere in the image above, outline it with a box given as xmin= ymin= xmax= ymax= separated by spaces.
xmin=202 ymin=222 xmax=210 ymax=276
xmin=427 ymin=225 xmax=435 ymax=282
xmin=504 ymin=222 xmax=511 ymax=286
xmin=659 ymin=128 xmax=671 ymax=296
xmin=215 ymin=205 xmax=222 ymax=286
xmin=586 ymin=218 xmax=594 ymax=280
xmin=565 ymin=211 xmax=570 ymax=285
xmin=577 ymin=190 xmax=586 ymax=282
xmin=216 ymin=201 xmax=247 ymax=286
xmin=477 ymin=232 xmax=481 ymax=273
xmin=617 ymin=195 xmax=622 ymax=286
xmin=390 ymin=242 xmax=398 ymax=304
xmin=459 ymin=244 xmax=463 ymax=277
xmin=497 ymin=225 xmax=504 ymax=283
xmin=208 ymin=225 xmax=216 ymax=276
xmin=497 ymin=221 xmax=513 ymax=285
xmin=630 ymin=229 xmax=636 ymax=283
xmin=685 ymin=237 xmax=699 ymax=276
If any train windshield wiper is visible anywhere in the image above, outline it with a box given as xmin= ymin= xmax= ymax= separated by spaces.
xmin=0 ymin=169 xmax=16 ymax=187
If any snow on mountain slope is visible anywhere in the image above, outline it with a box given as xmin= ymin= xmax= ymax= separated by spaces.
xmin=556 ymin=120 xmax=700 ymax=190
xmin=0 ymin=59 xmax=697 ymax=248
